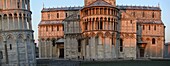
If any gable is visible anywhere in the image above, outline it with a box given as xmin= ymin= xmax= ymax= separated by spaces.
xmin=88 ymin=0 xmax=112 ymax=7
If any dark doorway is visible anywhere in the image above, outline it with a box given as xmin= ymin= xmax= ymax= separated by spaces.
xmin=59 ymin=48 xmax=64 ymax=58
xmin=140 ymin=48 xmax=145 ymax=57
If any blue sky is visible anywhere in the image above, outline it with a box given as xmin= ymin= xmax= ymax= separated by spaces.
xmin=31 ymin=0 xmax=170 ymax=43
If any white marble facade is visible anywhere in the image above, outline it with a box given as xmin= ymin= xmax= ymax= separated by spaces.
xmin=38 ymin=0 xmax=165 ymax=60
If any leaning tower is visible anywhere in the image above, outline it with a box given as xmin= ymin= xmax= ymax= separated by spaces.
xmin=0 ymin=0 xmax=36 ymax=66
xmin=81 ymin=0 xmax=120 ymax=60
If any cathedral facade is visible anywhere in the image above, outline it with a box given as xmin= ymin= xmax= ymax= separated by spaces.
xmin=38 ymin=0 xmax=165 ymax=60
xmin=0 ymin=0 xmax=36 ymax=66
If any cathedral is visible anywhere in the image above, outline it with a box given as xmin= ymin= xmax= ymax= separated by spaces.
xmin=0 ymin=0 xmax=36 ymax=66
xmin=38 ymin=0 xmax=165 ymax=60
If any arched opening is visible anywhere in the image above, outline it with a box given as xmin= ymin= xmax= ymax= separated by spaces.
xmin=143 ymin=25 xmax=145 ymax=30
xmin=96 ymin=8 xmax=99 ymax=14
xmin=3 ymin=14 xmax=7 ymax=19
xmin=23 ymin=14 xmax=27 ymax=29
xmin=3 ymin=14 xmax=7 ymax=30
xmin=154 ymin=25 xmax=156 ymax=30
xmin=19 ymin=13 xmax=23 ymax=29
xmin=9 ymin=14 xmax=13 ymax=30
xmin=0 ymin=15 xmax=2 ymax=30
xmin=111 ymin=18 xmax=114 ymax=30
xmin=152 ymin=38 xmax=156 ymax=44
xmin=142 ymin=12 xmax=145 ymax=17
xmin=85 ymin=19 xmax=88 ymax=30
xmin=52 ymin=38 xmax=56 ymax=47
xmin=100 ymin=17 xmax=103 ymax=30
xmin=92 ymin=18 xmax=95 ymax=30
xmin=149 ymin=25 xmax=150 ymax=30
xmin=152 ymin=12 xmax=155 ymax=18
xmin=96 ymin=17 xmax=99 ymax=30
xmin=120 ymin=39 xmax=123 ymax=52
xmin=104 ymin=17 xmax=107 ymax=30
xmin=108 ymin=18 xmax=110 ymax=30
xmin=10 ymin=44 xmax=12 ymax=50
xmin=108 ymin=9 xmax=110 ymax=15
xmin=6 ymin=34 xmax=15 ymax=62
xmin=14 ymin=13 xmax=18 ymax=29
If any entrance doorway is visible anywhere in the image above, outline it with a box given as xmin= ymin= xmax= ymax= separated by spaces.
xmin=140 ymin=48 xmax=145 ymax=57
xmin=59 ymin=48 xmax=64 ymax=58
xmin=137 ymin=43 xmax=147 ymax=58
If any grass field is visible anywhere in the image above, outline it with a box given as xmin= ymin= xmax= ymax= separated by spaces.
xmin=36 ymin=59 xmax=170 ymax=66
xmin=80 ymin=60 xmax=170 ymax=66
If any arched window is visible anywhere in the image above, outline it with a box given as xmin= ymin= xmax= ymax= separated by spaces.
xmin=142 ymin=12 xmax=145 ymax=17
xmin=10 ymin=44 xmax=12 ymax=50
xmin=57 ymin=26 xmax=59 ymax=31
xmin=154 ymin=25 xmax=156 ymax=30
xmin=96 ymin=18 xmax=99 ymax=30
xmin=46 ymin=26 xmax=48 ymax=31
xmin=48 ymin=14 xmax=50 ymax=19
xmin=65 ymin=13 xmax=68 ymax=17
xmin=120 ymin=39 xmax=123 ymax=52
xmin=89 ymin=9 xmax=91 ymax=15
xmin=51 ymin=26 xmax=53 ymax=31
xmin=104 ymin=8 xmax=107 ymax=14
xmin=52 ymin=39 xmax=56 ymax=47
xmin=57 ymin=13 xmax=59 ymax=18
xmin=92 ymin=18 xmax=95 ymax=30
xmin=78 ymin=39 xmax=81 ymax=52
xmin=130 ymin=20 xmax=133 ymax=24
xmin=152 ymin=38 xmax=156 ymax=44
xmin=93 ymin=8 xmax=95 ymax=15
xmin=0 ymin=15 xmax=2 ymax=20
xmin=108 ymin=9 xmax=110 ymax=15
xmin=100 ymin=8 xmax=103 ymax=14
xmin=149 ymin=25 xmax=150 ymax=30
xmin=96 ymin=8 xmax=99 ymax=14
xmin=85 ymin=22 xmax=88 ymax=30
xmin=100 ymin=17 xmax=103 ymax=30
xmin=152 ymin=12 xmax=155 ymax=18
xmin=143 ymin=25 xmax=145 ymax=30
xmin=111 ymin=9 xmax=113 ymax=15
xmin=132 ymin=12 xmax=135 ymax=17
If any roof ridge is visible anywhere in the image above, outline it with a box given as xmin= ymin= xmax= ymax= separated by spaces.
xmin=87 ymin=0 xmax=112 ymax=7
xmin=117 ymin=5 xmax=159 ymax=8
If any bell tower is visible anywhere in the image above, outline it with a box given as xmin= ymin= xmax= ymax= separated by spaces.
xmin=0 ymin=0 xmax=30 ymax=10
xmin=0 ymin=0 xmax=36 ymax=66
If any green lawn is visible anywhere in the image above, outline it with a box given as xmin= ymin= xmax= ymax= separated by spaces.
xmin=80 ymin=60 xmax=170 ymax=66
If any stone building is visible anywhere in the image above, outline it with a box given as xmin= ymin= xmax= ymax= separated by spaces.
xmin=0 ymin=0 xmax=36 ymax=66
xmin=38 ymin=0 xmax=165 ymax=60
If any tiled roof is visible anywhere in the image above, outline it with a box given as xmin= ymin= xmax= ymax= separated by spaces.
xmin=39 ymin=20 xmax=63 ymax=26
xmin=42 ymin=5 xmax=160 ymax=12
xmin=86 ymin=0 xmax=113 ymax=7
xmin=117 ymin=5 xmax=161 ymax=10
xmin=42 ymin=6 xmax=83 ymax=12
